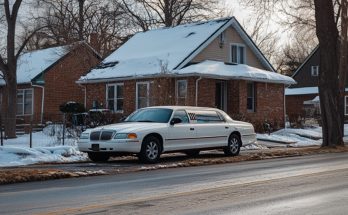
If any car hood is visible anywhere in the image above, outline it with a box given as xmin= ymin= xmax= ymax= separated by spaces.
xmin=90 ymin=122 xmax=167 ymax=133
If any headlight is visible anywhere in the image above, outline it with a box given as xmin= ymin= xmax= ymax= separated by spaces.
xmin=114 ymin=133 xmax=138 ymax=139
xmin=80 ymin=132 xmax=90 ymax=139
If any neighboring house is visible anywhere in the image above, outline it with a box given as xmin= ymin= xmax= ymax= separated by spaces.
xmin=77 ymin=17 xmax=295 ymax=130
xmin=285 ymin=46 xmax=348 ymax=122
xmin=0 ymin=42 xmax=101 ymax=124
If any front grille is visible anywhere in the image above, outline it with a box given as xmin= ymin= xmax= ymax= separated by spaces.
xmin=90 ymin=131 xmax=101 ymax=141
xmin=101 ymin=131 xmax=114 ymax=140
xmin=90 ymin=130 xmax=115 ymax=141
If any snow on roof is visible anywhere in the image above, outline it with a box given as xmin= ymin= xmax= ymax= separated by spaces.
xmin=0 ymin=45 xmax=69 ymax=85
xmin=285 ymin=87 xmax=318 ymax=95
xmin=286 ymin=87 xmax=348 ymax=96
xmin=17 ymin=46 xmax=68 ymax=84
xmin=177 ymin=60 xmax=296 ymax=84
xmin=79 ymin=18 xmax=231 ymax=82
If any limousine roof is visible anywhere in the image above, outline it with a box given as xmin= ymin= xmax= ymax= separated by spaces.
xmin=143 ymin=106 xmax=221 ymax=111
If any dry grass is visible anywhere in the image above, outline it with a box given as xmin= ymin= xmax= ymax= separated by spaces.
xmin=0 ymin=146 xmax=347 ymax=185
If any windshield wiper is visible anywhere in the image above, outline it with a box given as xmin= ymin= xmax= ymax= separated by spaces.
xmin=136 ymin=120 xmax=155 ymax=122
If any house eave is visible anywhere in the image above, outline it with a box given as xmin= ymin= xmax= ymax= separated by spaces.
xmin=77 ymin=73 xmax=294 ymax=85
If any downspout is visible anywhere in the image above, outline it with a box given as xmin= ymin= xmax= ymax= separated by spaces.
xmin=31 ymin=83 xmax=45 ymax=125
xmin=78 ymin=83 xmax=87 ymax=109
xmin=195 ymin=77 xmax=202 ymax=106
xmin=284 ymin=84 xmax=287 ymax=130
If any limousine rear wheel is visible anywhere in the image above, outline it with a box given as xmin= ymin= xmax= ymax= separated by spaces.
xmin=224 ymin=134 xmax=241 ymax=156
xmin=184 ymin=150 xmax=200 ymax=157
xmin=139 ymin=136 xmax=162 ymax=163
xmin=88 ymin=152 xmax=110 ymax=162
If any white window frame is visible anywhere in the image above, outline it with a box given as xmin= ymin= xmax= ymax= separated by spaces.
xmin=311 ymin=65 xmax=319 ymax=76
xmin=176 ymin=80 xmax=187 ymax=100
xmin=16 ymin=88 xmax=34 ymax=116
xmin=247 ymin=82 xmax=255 ymax=112
xmin=136 ymin=81 xmax=150 ymax=109
xmin=230 ymin=43 xmax=246 ymax=64
xmin=345 ymin=96 xmax=348 ymax=116
xmin=106 ymin=83 xmax=124 ymax=113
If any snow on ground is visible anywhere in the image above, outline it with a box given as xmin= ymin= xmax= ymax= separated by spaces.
xmin=1 ymin=124 xmax=347 ymax=167
xmin=0 ymin=125 xmax=87 ymax=167
xmin=257 ymin=124 xmax=348 ymax=147
xmin=0 ymin=146 xmax=87 ymax=167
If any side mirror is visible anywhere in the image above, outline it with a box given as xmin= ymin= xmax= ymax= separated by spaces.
xmin=119 ymin=115 xmax=128 ymax=122
xmin=170 ymin=118 xmax=182 ymax=125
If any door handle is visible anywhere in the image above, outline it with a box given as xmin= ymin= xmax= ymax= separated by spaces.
xmin=190 ymin=128 xmax=195 ymax=131
xmin=225 ymin=126 xmax=229 ymax=129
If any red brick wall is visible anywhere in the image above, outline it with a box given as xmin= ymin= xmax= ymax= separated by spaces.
xmin=43 ymin=45 xmax=100 ymax=122
xmin=223 ymin=81 xmax=285 ymax=131
xmin=1 ymin=84 xmax=43 ymax=125
xmin=84 ymin=77 xmax=285 ymax=130
xmin=286 ymin=94 xmax=318 ymax=122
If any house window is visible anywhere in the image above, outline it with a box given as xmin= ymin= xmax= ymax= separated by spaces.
xmin=17 ymin=89 xmax=33 ymax=115
xmin=106 ymin=83 xmax=124 ymax=112
xmin=136 ymin=82 xmax=150 ymax=109
xmin=247 ymin=82 xmax=255 ymax=112
xmin=219 ymin=32 xmax=225 ymax=48
xmin=311 ymin=66 xmax=319 ymax=76
xmin=177 ymin=80 xmax=187 ymax=105
xmin=345 ymin=96 xmax=348 ymax=116
xmin=231 ymin=44 xmax=246 ymax=64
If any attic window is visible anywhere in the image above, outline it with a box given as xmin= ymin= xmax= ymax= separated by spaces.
xmin=224 ymin=62 xmax=237 ymax=66
xmin=185 ymin=32 xmax=196 ymax=38
xmin=96 ymin=61 xmax=119 ymax=69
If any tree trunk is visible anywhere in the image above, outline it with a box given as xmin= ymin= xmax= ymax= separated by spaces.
xmin=339 ymin=0 xmax=348 ymax=139
xmin=4 ymin=76 xmax=17 ymax=138
xmin=314 ymin=0 xmax=343 ymax=147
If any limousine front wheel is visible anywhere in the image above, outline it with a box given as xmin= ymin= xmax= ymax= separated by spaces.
xmin=139 ymin=136 xmax=162 ymax=163
xmin=224 ymin=134 xmax=241 ymax=156
xmin=87 ymin=152 xmax=110 ymax=162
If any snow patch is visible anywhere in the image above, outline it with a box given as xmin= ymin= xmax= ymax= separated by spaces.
xmin=0 ymin=146 xmax=87 ymax=167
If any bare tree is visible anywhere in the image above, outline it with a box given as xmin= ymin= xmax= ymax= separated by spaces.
xmin=0 ymin=0 xmax=26 ymax=138
xmin=239 ymin=0 xmax=348 ymax=147
xmin=276 ymin=32 xmax=316 ymax=75
xmin=244 ymin=12 xmax=280 ymax=66
xmin=120 ymin=0 xmax=226 ymax=31
xmin=31 ymin=0 xmax=127 ymax=56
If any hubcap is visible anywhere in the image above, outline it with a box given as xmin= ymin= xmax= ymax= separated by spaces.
xmin=146 ymin=141 xmax=159 ymax=160
xmin=230 ymin=137 xmax=239 ymax=153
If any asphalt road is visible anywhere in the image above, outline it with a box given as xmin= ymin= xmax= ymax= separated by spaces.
xmin=0 ymin=153 xmax=347 ymax=215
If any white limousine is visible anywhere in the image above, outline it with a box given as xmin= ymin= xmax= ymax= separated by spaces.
xmin=78 ymin=106 xmax=256 ymax=163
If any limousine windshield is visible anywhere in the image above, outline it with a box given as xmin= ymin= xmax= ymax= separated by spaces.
xmin=125 ymin=108 xmax=173 ymax=123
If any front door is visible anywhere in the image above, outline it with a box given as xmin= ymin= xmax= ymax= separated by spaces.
xmin=215 ymin=81 xmax=227 ymax=112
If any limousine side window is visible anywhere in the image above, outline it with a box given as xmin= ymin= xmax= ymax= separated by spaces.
xmin=195 ymin=111 xmax=224 ymax=123
xmin=173 ymin=110 xmax=190 ymax=123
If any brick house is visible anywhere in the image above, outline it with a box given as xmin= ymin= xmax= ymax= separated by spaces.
xmin=0 ymin=42 xmax=101 ymax=124
xmin=285 ymin=46 xmax=348 ymax=122
xmin=77 ymin=17 xmax=295 ymax=131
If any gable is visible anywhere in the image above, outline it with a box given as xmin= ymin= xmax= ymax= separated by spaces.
xmin=191 ymin=26 xmax=266 ymax=70
xmin=79 ymin=17 xmax=276 ymax=83
xmin=291 ymin=47 xmax=320 ymax=88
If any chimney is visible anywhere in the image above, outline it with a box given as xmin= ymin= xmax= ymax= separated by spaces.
xmin=88 ymin=33 xmax=100 ymax=53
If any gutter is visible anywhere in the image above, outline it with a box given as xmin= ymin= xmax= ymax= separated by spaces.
xmin=31 ymin=83 xmax=45 ymax=124
xmin=195 ymin=77 xmax=202 ymax=106
xmin=77 ymin=72 xmax=295 ymax=85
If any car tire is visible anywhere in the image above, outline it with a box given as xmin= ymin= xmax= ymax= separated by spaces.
xmin=184 ymin=149 xmax=200 ymax=157
xmin=139 ymin=136 xmax=162 ymax=163
xmin=88 ymin=152 xmax=110 ymax=162
xmin=224 ymin=134 xmax=241 ymax=156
